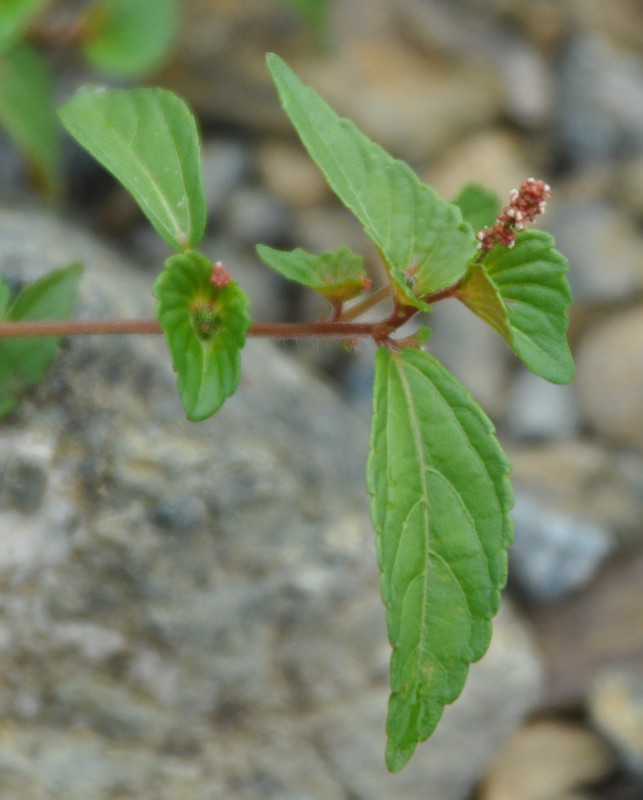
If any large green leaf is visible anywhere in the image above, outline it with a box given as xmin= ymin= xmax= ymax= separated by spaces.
xmin=81 ymin=0 xmax=178 ymax=78
xmin=266 ymin=54 xmax=476 ymax=310
xmin=457 ymin=230 xmax=575 ymax=384
xmin=256 ymin=243 xmax=368 ymax=303
xmin=59 ymin=87 xmax=206 ymax=252
xmin=0 ymin=43 xmax=58 ymax=195
xmin=153 ymin=250 xmax=251 ymax=421
xmin=367 ymin=347 xmax=513 ymax=771
xmin=0 ymin=263 xmax=83 ymax=418
xmin=0 ymin=0 xmax=46 ymax=51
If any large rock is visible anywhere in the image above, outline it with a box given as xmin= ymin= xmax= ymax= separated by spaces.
xmin=0 ymin=207 xmax=542 ymax=799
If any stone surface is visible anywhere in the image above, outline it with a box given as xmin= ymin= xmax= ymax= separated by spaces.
xmin=528 ymin=548 xmax=643 ymax=708
xmin=0 ymin=206 xmax=543 ymax=799
xmin=505 ymin=369 xmax=581 ymax=441
xmin=479 ymin=719 xmax=614 ymax=800
xmin=576 ymin=307 xmax=643 ymax=450
xmin=590 ymin=667 xmax=643 ymax=779
xmin=510 ymin=491 xmax=612 ymax=602
xmin=508 ymin=441 xmax=643 ymax=545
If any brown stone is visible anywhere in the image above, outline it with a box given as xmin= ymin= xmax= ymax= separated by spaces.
xmin=479 ymin=719 xmax=613 ymax=800
xmin=528 ymin=548 xmax=643 ymax=707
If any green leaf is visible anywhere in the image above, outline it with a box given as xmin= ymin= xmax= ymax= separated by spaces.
xmin=0 ymin=275 xmax=10 ymax=316
xmin=280 ymin=0 xmax=331 ymax=47
xmin=153 ymin=250 xmax=251 ymax=421
xmin=81 ymin=0 xmax=178 ymax=78
xmin=456 ymin=230 xmax=575 ymax=384
xmin=0 ymin=43 xmax=59 ymax=196
xmin=256 ymin=243 xmax=368 ymax=303
xmin=58 ymin=86 xmax=206 ymax=252
xmin=450 ymin=182 xmax=501 ymax=232
xmin=0 ymin=263 xmax=83 ymax=418
xmin=0 ymin=0 xmax=46 ymax=51
xmin=367 ymin=347 xmax=513 ymax=772
xmin=266 ymin=53 xmax=476 ymax=311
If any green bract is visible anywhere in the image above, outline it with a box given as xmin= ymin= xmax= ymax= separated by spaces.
xmin=266 ymin=53 xmax=477 ymax=311
xmin=59 ymin=86 xmax=206 ymax=252
xmin=0 ymin=43 xmax=58 ymax=196
xmin=257 ymin=243 xmax=368 ymax=303
xmin=451 ymin=182 xmax=501 ymax=232
xmin=457 ymin=230 xmax=575 ymax=384
xmin=368 ymin=347 xmax=513 ymax=771
xmin=81 ymin=0 xmax=178 ymax=78
xmin=153 ymin=251 xmax=251 ymax=422
xmin=0 ymin=264 xmax=83 ymax=418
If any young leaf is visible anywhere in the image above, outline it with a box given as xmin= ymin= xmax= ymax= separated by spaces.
xmin=153 ymin=250 xmax=251 ymax=422
xmin=451 ymin=182 xmax=501 ymax=232
xmin=58 ymin=87 xmax=206 ymax=252
xmin=256 ymin=243 xmax=368 ymax=303
xmin=367 ymin=347 xmax=513 ymax=771
xmin=0 ymin=0 xmax=45 ymax=51
xmin=0 ymin=43 xmax=58 ymax=196
xmin=0 ymin=263 xmax=83 ymax=418
xmin=81 ymin=0 xmax=178 ymax=78
xmin=456 ymin=230 xmax=575 ymax=384
xmin=266 ymin=53 xmax=476 ymax=310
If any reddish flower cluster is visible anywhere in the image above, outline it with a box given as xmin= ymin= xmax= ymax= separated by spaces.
xmin=210 ymin=260 xmax=231 ymax=288
xmin=476 ymin=178 xmax=551 ymax=252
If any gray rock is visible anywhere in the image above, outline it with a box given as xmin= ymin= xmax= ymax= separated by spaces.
xmin=0 ymin=206 xmax=542 ymax=799
xmin=546 ymin=200 xmax=643 ymax=303
xmin=576 ymin=307 xmax=643 ymax=450
xmin=505 ymin=369 xmax=581 ymax=441
xmin=510 ymin=492 xmax=613 ymax=602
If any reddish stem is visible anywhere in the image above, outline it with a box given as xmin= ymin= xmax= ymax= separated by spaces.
xmin=0 ymin=319 xmax=375 ymax=340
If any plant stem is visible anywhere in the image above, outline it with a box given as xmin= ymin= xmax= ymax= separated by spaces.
xmin=339 ymin=285 xmax=391 ymax=321
xmin=0 ymin=319 xmax=375 ymax=340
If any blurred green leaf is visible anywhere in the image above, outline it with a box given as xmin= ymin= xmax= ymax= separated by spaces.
xmin=0 ymin=275 xmax=10 ymax=316
xmin=451 ymin=182 xmax=501 ymax=233
xmin=266 ymin=54 xmax=476 ymax=312
xmin=280 ymin=0 xmax=330 ymax=46
xmin=257 ymin=243 xmax=368 ymax=303
xmin=0 ymin=263 xmax=83 ymax=418
xmin=153 ymin=250 xmax=251 ymax=421
xmin=0 ymin=0 xmax=46 ymax=52
xmin=59 ymin=86 xmax=206 ymax=252
xmin=0 ymin=43 xmax=59 ymax=196
xmin=81 ymin=0 xmax=178 ymax=78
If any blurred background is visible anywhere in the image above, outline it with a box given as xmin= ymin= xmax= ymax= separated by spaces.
xmin=1 ymin=0 xmax=643 ymax=798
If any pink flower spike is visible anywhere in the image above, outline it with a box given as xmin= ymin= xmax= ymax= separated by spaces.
xmin=210 ymin=261 xmax=231 ymax=288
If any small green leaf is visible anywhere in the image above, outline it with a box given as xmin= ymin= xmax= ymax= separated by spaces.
xmin=457 ymin=230 xmax=575 ymax=384
xmin=367 ymin=347 xmax=513 ymax=771
xmin=266 ymin=54 xmax=476 ymax=310
xmin=451 ymin=182 xmax=501 ymax=232
xmin=0 ymin=0 xmax=46 ymax=51
xmin=58 ymin=86 xmax=206 ymax=252
xmin=256 ymin=243 xmax=368 ymax=303
xmin=0 ymin=263 xmax=83 ymax=418
xmin=153 ymin=250 xmax=251 ymax=421
xmin=81 ymin=0 xmax=178 ymax=78
xmin=0 ymin=43 xmax=59 ymax=195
